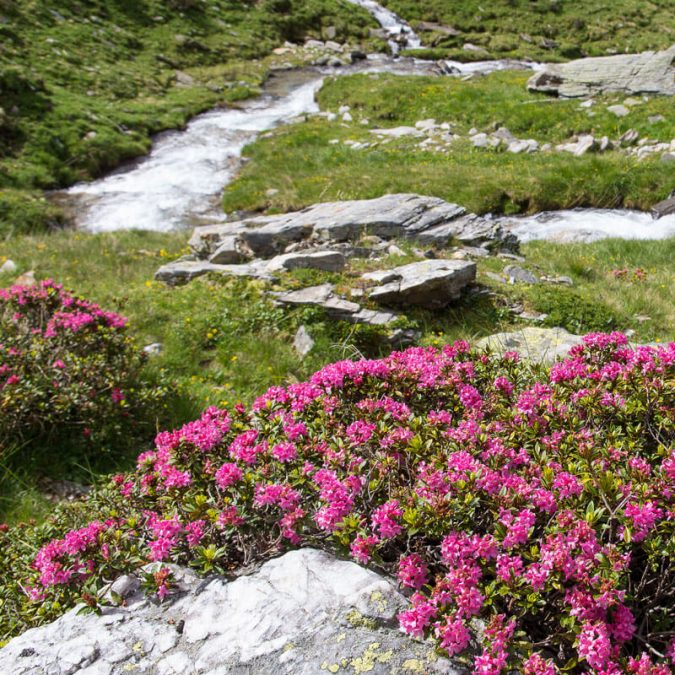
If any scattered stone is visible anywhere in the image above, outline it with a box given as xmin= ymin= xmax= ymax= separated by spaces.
xmin=0 ymin=550 xmax=461 ymax=675
xmin=557 ymin=134 xmax=596 ymax=156
xmin=661 ymin=152 xmax=675 ymax=163
xmin=497 ymin=252 xmax=526 ymax=262
xmin=504 ymin=265 xmax=539 ymax=284
xmin=507 ymin=139 xmax=539 ymax=154
xmin=264 ymin=251 xmax=346 ymax=273
xmin=39 ymin=478 xmax=91 ymax=503
xmin=0 ymin=259 xmax=17 ymax=274
xmin=484 ymin=271 xmax=507 ymax=284
xmin=651 ymin=196 xmax=675 ymax=219
xmin=518 ymin=310 xmax=548 ymax=322
xmin=478 ymin=327 xmax=585 ymax=363
xmin=14 ymin=270 xmax=36 ymax=286
xmin=527 ymin=46 xmax=675 ymax=97
xmin=370 ymin=126 xmax=423 ymax=138
xmin=607 ymin=104 xmax=630 ymax=117
xmin=365 ymin=259 xmax=477 ymax=309
xmin=143 ymin=343 xmax=163 ymax=356
xmin=463 ymin=43 xmax=488 ymax=54
xmin=387 ymin=328 xmax=422 ymax=348
xmin=273 ymin=283 xmax=334 ymax=307
xmin=174 ymin=70 xmax=195 ymax=87
xmin=265 ymin=188 xmax=280 ymax=197
xmin=387 ymin=244 xmax=406 ymax=257
xmin=293 ymin=325 xmax=315 ymax=357
xmin=543 ymin=275 xmax=574 ymax=286
xmin=648 ymin=114 xmax=665 ymax=123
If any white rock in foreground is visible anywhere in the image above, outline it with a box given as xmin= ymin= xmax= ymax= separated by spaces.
xmin=0 ymin=549 xmax=461 ymax=674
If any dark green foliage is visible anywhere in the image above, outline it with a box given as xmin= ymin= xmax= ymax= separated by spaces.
xmin=385 ymin=0 xmax=675 ymax=61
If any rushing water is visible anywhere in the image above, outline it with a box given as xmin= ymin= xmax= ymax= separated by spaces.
xmin=346 ymin=0 xmax=421 ymax=52
xmin=61 ymin=56 xmax=441 ymax=233
xmin=498 ymin=209 xmax=675 ymax=243
xmin=57 ymin=0 xmax=672 ymax=242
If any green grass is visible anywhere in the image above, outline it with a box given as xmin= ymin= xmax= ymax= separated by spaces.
xmin=384 ymin=0 xmax=675 ymax=61
xmin=0 ymin=0 xmax=380 ymax=236
xmin=221 ymin=71 xmax=674 ymax=216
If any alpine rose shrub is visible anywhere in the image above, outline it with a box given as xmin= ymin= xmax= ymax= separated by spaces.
xmin=0 ymin=280 xmax=161 ymax=453
xmin=21 ymin=334 xmax=675 ymax=671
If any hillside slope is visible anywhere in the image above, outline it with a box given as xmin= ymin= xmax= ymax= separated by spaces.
xmin=0 ymin=0 xmax=376 ymax=235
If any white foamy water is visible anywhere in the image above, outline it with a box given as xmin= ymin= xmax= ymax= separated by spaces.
xmin=443 ymin=59 xmax=543 ymax=75
xmin=62 ymin=55 xmax=441 ymax=233
xmin=499 ymin=209 xmax=675 ymax=243
xmin=66 ymin=79 xmax=324 ymax=233
xmin=346 ymin=0 xmax=421 ymax=52
xmin=58 ymin=0 xmax=673 ymax=242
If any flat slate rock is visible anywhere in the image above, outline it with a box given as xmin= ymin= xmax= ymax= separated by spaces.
xmin=154 ymin=260 xmax=277 ymax=285
xmin=0 ymin=549 xmax=463 ymax=675
xmin=365 ymin=259 xmax=477 ymax=309
xmin=272 ymin=284 xmax=398 ymax=326
xmin=527 ymin=46 xmax=675 ymax=98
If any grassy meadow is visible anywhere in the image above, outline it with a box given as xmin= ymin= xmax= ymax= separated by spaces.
xmin=223 ymin=70 xmax=674 ymax=216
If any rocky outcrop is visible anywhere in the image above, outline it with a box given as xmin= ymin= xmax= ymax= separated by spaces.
xmin=0 ymin=549 xmax=462 ymax=675
xmin=478 ymin=327 xmax=584 ymax=363
xmin=157 ymin=194 xmax=517 ymax=282
xmin=527 ymin=46 xmax=675 ymax=98
xmin=156 ymin=194 xmax=515 ymax=285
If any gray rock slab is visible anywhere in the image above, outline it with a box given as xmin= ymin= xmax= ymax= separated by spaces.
xmin=239 ymin=219 xmax=315 ymax=257
xmin=265 ymin=250 xmax=346 ymax=273
xmin=369 ymin=126 xmax=424 ymax=138
xmin=208 ymin=236 xmax=244 ymax=265
xmin=368 ymin=260 xmax=476 ymax=309
xmin=527 ymin=46 xmax=675 ymax=98
xmin=504 ymin=265 xmax=539 ymax=284
xmin=273 ymin=283 xmax=336 ymax=307
xmin=155 ymin=260 xmax=276 ymax=285
xmin=416 ymin=214 xmax=518 ymax=250
xmin=652 ymin=196 xmax=675 ymax=219
xmin=0 ymin=550 xmax=463 ymax=675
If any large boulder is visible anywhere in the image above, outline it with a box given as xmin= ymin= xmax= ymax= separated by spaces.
xmin=0 ymin=549 xmax=462 ymax=675
xmin=527 ymin=46 xmax=675 ymax=98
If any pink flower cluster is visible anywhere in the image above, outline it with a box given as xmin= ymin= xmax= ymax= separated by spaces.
xmin=27 ymin=334 xmax=675 ymax=672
